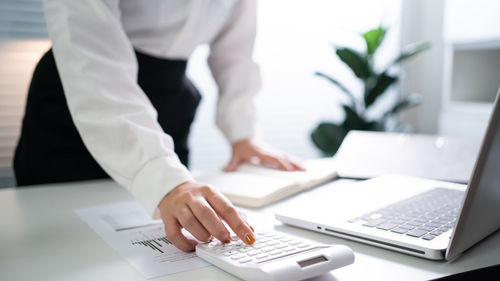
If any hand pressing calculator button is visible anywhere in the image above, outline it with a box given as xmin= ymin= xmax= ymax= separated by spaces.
xmin=196 ymin=231 xmax=354 ymax=281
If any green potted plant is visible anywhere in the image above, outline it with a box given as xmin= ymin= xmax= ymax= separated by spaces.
xmin=311 ymin=26 xmax=430 ymax=156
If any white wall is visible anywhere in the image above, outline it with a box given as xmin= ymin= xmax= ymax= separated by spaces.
xmin=444 ymin=0 xmax=500 ymax=43
xmin=439 ymin=0 xmax=500 ymax=140
xmin=400 ymin=0 xmax=500 ymax=140
xmin=399 ymin=0 xmax=446 ymax=135
xmin=188 ymin=0 xmax=402 ymax=170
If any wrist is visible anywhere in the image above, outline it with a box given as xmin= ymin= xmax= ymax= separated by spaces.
xmin=231 ymin=138 xmax=257 ymax=149
xmin=159 ymin=180 xmax=194 ymax=206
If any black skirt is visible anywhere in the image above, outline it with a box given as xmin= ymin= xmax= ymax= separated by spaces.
xmin=14 ymin=49 xmax=201 ymax=186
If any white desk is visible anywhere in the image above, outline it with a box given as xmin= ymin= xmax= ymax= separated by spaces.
xmin=1 ymin=179 xmax=499 ymax=281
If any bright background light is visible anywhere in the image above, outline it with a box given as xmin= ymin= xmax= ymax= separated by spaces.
xmin=188 ymin=0 xmax=402 ymax=170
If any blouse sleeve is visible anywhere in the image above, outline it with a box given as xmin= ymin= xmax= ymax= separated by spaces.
xmin=43 ymin=0 xmax=193 ymax=215
xmin=208 ymin=0 xmax=262 ymax=143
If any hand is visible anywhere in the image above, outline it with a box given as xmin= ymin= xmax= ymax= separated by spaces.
xmin=158 ymin=181 xmax=255 ymax=252
xmin=225 ymin=139 xmax=305 ymax=172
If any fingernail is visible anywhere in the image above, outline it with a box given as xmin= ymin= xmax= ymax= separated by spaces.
xmin=208 ymin=235 xmax=214 ymax=242
xmin=244 ymin=233 xmax=256 ymax=245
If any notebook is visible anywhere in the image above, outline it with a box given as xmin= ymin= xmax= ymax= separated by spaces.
xmin=194 ymin=158 xmax=337 ymax=208
xmin=334 ymin=130 xmax=481 ymax=183
xmin=276 ymin=89 xmax=500 ymax=260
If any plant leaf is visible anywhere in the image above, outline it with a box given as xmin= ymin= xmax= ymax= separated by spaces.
xmin=365 ymin=72 xmax=398 ymax=108
xmin=392 ymin=41 xmax=431 ymax=66
xmin=310 ymin=122 xmax=347 ymax=156
xmin=363 ymin=26 xmax=386 ymax=55
xmin=364 ymin=121 xmax=386 ymax=131
xmin=342 ymin=105 xmax=366 ymax=131
xmin=384 ymin=92 xmax=422 ymax=118
xmin=314 ymin=71 xmax=357 ymax=107
xmin=335 ymin=47 xmax=372 ymax=79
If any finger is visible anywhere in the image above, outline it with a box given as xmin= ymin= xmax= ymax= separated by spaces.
xmin=176 ymin=206 xmax=212 ymax=242
xmin=290 ymin=160 xmax=306 ymax=171
xmin=238 ymin=210 xmax=248 ymax=221
xmin=206 ymin=191 xmax=255 ymax=245
xmin=255 ymin=153 xmax=282 ymax=169
xmin=187 ymin=192 xmax=231 ymax=243
xmin=224 ymin=156 xmax=241 ymax=172
xmin=286 ymin=156 xmax=306 ymax=171
xmin=260 ymin=154 xmax=295 ymax=171
xmin=282 ymin=158 xmax=305 ymax=171
xmin=238 ymin=210 xmax=254 ymax=232
xmin=278 ymin=158 xmax=297 ymax=171
xmin=163 ymin=217 xmax=197 ymax=252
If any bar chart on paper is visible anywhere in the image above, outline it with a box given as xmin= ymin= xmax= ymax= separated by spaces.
xmin=131 ymin=229 xmax=172 ymax=254
xmin=75 ymin=202 xmax=209 ymax=279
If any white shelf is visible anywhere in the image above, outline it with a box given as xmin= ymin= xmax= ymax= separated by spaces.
xmin=449 ymin=46 xmax=500 ymax=104
xmin=439 ymin=39 xmax=499 ymax=139
xmin=439 ymin=0 xmax=500 ymax=138
xmin=452 ymin=38 xmax=500 ymax=51
xmin=439 ymin=38 xmax=500 ymax=138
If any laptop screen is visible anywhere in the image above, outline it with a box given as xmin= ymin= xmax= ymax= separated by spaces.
xmin=447 ymin=89 xmax=500 ymax=260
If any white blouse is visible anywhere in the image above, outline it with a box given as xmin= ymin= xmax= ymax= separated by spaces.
xmin=42 ymin=0 xmax=261 ymax=215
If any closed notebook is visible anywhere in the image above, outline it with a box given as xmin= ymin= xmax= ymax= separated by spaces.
xmin=334 ymin=130 xmax=481 ymax=183
xmin=194 ymin=158 xmax=337 ymax=208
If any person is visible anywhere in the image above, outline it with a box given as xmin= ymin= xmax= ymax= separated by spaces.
xmin=13 ymin=0 xmax=303 ymax=252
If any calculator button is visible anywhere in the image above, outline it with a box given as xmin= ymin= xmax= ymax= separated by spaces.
xmin=223 ymin=251 xmax=234 ymax=256
xmin=255 ymin=253 xmax=269 ymax=259
xmin=283 ymin=247 xmax=296 ymax=252
xmin=289 ymin=240 xmax=302 ymax=246
xmin=259 ymin=236 xmax=270 ymax=241
xmin=231 ymin=254 xmax=246 ymax=260
xmin=280 ymin=237 xmax=293 ymax=242
xmin=247 ymin=250 xmax=261 ymax=256
xmin=239 ymin=258 xmax=253 ymax=264
xmin=253 ymin=243 xmax=267 ymax=249
xmin=261 ymin=246 xmax=275 ymax=252
xmin=297 ymin=243 xmax=310 ymax=248
xmin=275 ymin=244 xmax=288 ymax=249
xmin=269 ymin=250 xmax=283 ymax=256
xmin=266 ymin=240 xmax=280 ymax=246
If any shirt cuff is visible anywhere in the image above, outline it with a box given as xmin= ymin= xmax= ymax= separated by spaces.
xmin=216 ymin=95 xmax=258 ymax=144
xmin=222 ymin=116 xmax=256 ymax=144
xmin=132 ymin=156 xmax=194 ymax=216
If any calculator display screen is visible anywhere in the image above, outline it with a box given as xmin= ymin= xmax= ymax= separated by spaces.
xmin=297 ymin=255 xmax=327 ymax=268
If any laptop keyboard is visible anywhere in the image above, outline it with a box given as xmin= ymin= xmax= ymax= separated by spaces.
xmin=348 ymin=188 xmax=464 ymax=241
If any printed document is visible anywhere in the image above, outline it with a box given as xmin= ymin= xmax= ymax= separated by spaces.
xmin=75 ymin=202 xmax=209 ymax=279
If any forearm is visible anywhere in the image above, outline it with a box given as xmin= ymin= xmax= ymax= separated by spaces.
xmin=43 ymin=0 xmax=192 ymax=214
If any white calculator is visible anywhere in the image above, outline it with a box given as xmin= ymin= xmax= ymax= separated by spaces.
xmin=196 ymin=231 xmax=354 ymax=281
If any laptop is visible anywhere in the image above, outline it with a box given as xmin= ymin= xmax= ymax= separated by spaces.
xmin=276 ymin=89 xmax=500 ymax=260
